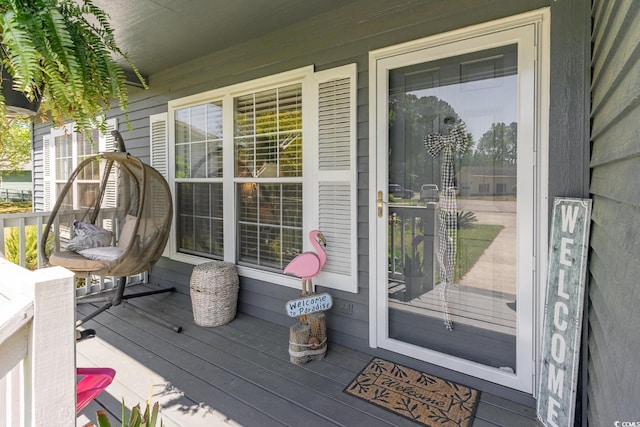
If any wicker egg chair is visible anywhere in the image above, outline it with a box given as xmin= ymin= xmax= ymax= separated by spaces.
xmin=40 ymin=131 xmax=181 ymax=334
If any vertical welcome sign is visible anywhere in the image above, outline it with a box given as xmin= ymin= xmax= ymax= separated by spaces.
xmin=537 ymin=198 xmax=592 ymax=427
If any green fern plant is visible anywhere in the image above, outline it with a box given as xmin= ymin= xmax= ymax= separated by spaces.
xmin=0 ymin=0 xmax=146 ymax=135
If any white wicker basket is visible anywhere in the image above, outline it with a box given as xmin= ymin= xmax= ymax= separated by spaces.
xmin=190 ymin=261 xmax=239 ymax=327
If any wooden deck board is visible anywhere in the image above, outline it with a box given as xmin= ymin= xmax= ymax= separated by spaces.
xmin=76 ymin=306 xmax=337 ymax=426
xmin=132 ymin=296 xmax=419 ymax=426
xmin=76 ymin=284 xmax=540 ymax=427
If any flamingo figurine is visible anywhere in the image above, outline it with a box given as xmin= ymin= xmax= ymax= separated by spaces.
xmin=284 ymin=230 xmax=327 ymax=295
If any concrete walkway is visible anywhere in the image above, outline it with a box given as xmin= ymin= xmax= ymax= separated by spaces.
xmin=458 ymin=200 xmax=517 ymax=296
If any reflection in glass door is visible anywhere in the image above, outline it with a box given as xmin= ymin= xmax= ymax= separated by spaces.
xmin=388 ymin=43 xmax=519 ymax=370
xmin=373 ymin=20 xmax=542 ymax=392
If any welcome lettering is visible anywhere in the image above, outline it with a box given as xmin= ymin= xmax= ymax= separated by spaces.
xmin=538 ymin=199 xmax=591 ymax=427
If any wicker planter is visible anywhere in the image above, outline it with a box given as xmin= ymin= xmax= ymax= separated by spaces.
xmin=190 ymin=261 xmax=239 ymax=327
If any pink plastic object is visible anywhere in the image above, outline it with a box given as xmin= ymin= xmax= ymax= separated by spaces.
xmin=76 ymin=367 xmax=116 ymax=413
xmin=284 ymin=230 xmax=327 ymax=295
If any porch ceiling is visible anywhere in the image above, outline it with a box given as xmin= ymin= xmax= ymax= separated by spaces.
xmin=94 ymin=0 xmax=359 ymax=77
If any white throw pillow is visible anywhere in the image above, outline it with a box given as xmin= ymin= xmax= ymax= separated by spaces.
xmin=79 ymin=246 xmax=125 ymax=262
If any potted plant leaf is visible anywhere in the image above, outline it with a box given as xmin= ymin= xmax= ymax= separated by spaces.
xmin=0 ymin=0 xmax=146 ymax=135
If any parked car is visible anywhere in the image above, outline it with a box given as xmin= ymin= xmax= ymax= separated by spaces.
xmin=389 ymin=184 xmax=414 ymax=199
xmin=420 ymin=184 xmax=439 ymax=202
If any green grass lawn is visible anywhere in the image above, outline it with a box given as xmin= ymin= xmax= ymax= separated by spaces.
xmin=0 ymin=201 xmax=32 ymax=214
xmin=454 ymin=224 xmax=503 ymax=282
xmin=389 ymin=221 xmax=504 ymax=282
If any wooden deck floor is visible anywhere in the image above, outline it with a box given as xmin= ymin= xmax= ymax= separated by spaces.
xmin=75 ymin=284 xmax=540 ymax=427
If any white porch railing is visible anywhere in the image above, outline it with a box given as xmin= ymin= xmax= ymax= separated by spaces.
xmin=0 ymin=210 xmax=145 ymax=297
xmin=0 ymin=210 xmax=52 ymax=270
xmin=0 ymin=258 xmax=75 ymax=426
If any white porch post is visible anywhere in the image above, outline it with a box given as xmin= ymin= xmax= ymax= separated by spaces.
xmin=27 ymin=266 xmax=76 ymax=426
xmin=0 ymin=259 xmax=75 ymax=426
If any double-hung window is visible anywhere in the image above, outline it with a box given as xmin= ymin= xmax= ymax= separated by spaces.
xmin=157 ymin=65 xmax=358 ymax=292
xmin=43 ymin=119 xmax=117 ymax=211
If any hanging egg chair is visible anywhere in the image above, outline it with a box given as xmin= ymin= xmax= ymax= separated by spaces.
xmin=40 ymin=131 xmax=180 ymax=333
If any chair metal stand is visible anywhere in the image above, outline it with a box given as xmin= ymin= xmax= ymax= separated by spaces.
xmin=76 ymin=276 xmax=181 ymax=333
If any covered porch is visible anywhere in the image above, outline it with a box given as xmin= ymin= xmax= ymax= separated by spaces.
xmin=0 ymin=209 xmax=539 ymax=425
xmin=74 ymin=281 xmax=539 ymax=426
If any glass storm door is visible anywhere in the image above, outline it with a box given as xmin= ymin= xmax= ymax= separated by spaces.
xmin=373 ymin=22 xmax=541 ymax=392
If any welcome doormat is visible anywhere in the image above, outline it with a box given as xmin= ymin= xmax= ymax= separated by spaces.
xmin=344 ymin=358 xmax=480 ymax=426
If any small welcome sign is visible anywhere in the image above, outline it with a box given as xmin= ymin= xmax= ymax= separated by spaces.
xmin=537 ymin=198 xmax=592 ymax=427
xmin=286 ymin=293 xmax=333 ymax=317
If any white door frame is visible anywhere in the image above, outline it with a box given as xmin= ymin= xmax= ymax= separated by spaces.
xmin=367 ymin=9 xmax=550 ymax=394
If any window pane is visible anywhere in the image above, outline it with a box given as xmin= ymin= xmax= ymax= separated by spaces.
xmin=175 ymin=144 xmax=189 ymax=178
xmin=179 ymin=215 xmax=194 ymax=250
xmin=238 ymin=223 xmax=258 ymax=264
xmin=255 ymin=135 xmax=278 ymax=177
xmin=235 ymin=136 xmax=255 ymax=177
xmin=177 ymin=182 xmax=223 ymax=258
xmin=235 ymin=94 xmax=255 ymax=137
xmin=237 ymin=183 xmax=302 ymax=270
xmin=259 ymin=225 xmax=281 ymax=268
xmin=207 ymin=140 xmax=223 ymax=178
xmin=195 ymin=217 xmax=211 ymax=253
xmin=282 ymin=184 xmax=302 ymax=227
xmin=279 ymin=84 xmax=302 ymax=131
xmin=175 ymin=101 xmax=223 ymax=178
xmin=78 ymin=155 xmax=100 ymax=181
xmin=178 ymin=182 xmax=194 ymax=216
xmin=175 ymin=109 xmax=190 ymax=143
xmin=190 ymin=142 xmax=206 ymax=178
xmin=207 ymin=102 xmax=223 ymax=138
xmin=255 ymin=89 xmax=278 ymax=134
xmin=190 ymin=105 xmax=206 ymax=142
xmin=55 ymin=134 xmax=73 ymax=180
xmin=77 ymin=131 xmax=95 ymax=157
xmin=56 ymin=183 xmax=72 ymax=211
xmin=238 ymin=183 xmax=257 ymax=222
xmin=279 ymin=132 xmax=302 ymax=177
xmin=193 ymin=184 xmax=210 ymax=216
xmin=77 ymin=183 xmax=99 ymax=209
xmin=282 ymin=227 xmax=302 ymax=268
xmin=259 ymin=184 xmax=280 ymax=225
xmin=234 ymin=84 xmax=302 ymax=178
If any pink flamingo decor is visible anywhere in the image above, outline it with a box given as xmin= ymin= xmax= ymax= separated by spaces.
xmin=284 ymin=230 xmax=327 ymax=295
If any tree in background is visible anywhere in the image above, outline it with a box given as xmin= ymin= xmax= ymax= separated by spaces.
xmin=473 ymin=122 xmax=517 ymax=166
xmin=388 ymin=93 xmax=470 ymax=192
xmin=0 ymin=118 xmax=30 ymax=172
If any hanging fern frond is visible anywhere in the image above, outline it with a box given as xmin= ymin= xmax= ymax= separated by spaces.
xmin=0 ymin=0 xmax=147 ymax=137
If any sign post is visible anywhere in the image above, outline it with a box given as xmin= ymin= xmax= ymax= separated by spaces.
xmin=537 ymin=198 xmax=592 ymax=427
xmin=286 ymin=293 xmax=333 ymax=365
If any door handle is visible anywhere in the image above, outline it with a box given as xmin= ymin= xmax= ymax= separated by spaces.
xmin=377 ymin=191 xmax=387 ymax=218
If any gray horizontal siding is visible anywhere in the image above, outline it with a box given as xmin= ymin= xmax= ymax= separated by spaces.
xmin=589 ymin=1 xmax=640 ymax=426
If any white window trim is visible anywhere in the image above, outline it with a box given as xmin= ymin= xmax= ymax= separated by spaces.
xmin=167 ymin=65 xmax=358 ymax=292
